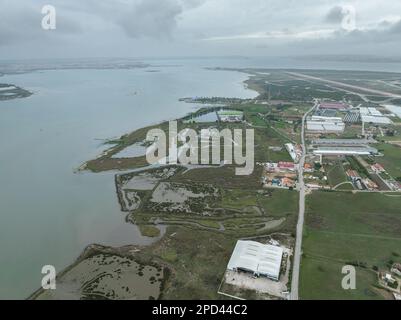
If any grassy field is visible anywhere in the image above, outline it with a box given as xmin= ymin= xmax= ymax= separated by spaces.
xmin=300 ymin=191 xmax=401 ymax=300
xmin=300 ymin=257 xmax=385 ymax=300
xmin=133 ymin=185 xmax=298 ymax=236
xmin=325 ymin=161 xmax=348 ymax=187
xmin=146 ymin=226 xmax=238 ymax=299
xmin=375 ymin=143 xmax=401 ymax=179
xmin=139 ymin=225 xmax=161 ymax=237
xmin=170 ymin=165 xmax=264 ymax=189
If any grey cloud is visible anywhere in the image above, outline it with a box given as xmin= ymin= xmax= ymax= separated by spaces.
xmin=282 ymin=19 xmax=401 ymax=57
xmin=325 ymin=5 xmax=346 ymax=24
xmin=389 ymin=20 xmax=401 ymax=34
xmin=344 ymin=19 xmax=401 ymax=42
xmin=118 ymin=0 xmax=183 ymax=39
xmin=1 ymin=0 xmax=401 ymax=59
xmin=117 ymin=0 xmax=205 ymax=39
xmin=0 ymin=6 xmax=38 ymax=45
xmin=0 ymin=1 xmax=82 ymax=46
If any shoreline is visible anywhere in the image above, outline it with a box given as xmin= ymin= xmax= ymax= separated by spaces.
xmin=28 ymin=242 xmax=170 ymax=300
xmin=28 ymin=66 xmax=258 ymax=300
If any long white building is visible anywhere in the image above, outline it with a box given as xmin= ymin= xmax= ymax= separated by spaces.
xmin=227 ymin=240 xmax=283 ymax=281
xmin=313 ymin=146 xmax=378 ymax=156
xmin=307 ymin=115 xmax=345 ymax=132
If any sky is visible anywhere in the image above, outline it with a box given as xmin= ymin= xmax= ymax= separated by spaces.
xmin=1 ymin=0 xmax=401 ymax=60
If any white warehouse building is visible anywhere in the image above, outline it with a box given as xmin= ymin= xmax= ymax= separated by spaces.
xmin=359 ymin=107 xmax=392 ymax=124
xmin=313 ymin=146 xmax=378 ymax=156
xmin=307 ymin=116 xmax=345 ymax=132
xmin=227 ymin=240 xmax=283 ymax=281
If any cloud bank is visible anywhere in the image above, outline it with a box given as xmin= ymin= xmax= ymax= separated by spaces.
xmin=0 ymin=0 xmax=401 ymax=59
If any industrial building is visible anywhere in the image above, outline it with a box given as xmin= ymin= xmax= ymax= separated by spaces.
xmin=371 ymin=163 xmax=385 ymax=174
xmin=311 ymin=138 xmax=374 ymax=146
xmin=285 ymin=143 xmax=297 ymax=161
xmin=307 ymin=115 xmax=345 ymax=132
xmin=314 ymin=109 xmax=338 ymax=118
xmin=285 ymin=143 xmax=302 ymax=162
xmin=343 ymin=111 xmax=360 ymax=123
xmin=217 ymin=110 xmax=244 ymax=123
xmin=313 ymin=146 xmax=378 ymax=156
xmin=278 ymin=161 xmax=296 ymax=170
xmin=319 ymin=102 xmax=349 ymax=110
xmin=227 ymin=240 xmax=283 ymax=281
xmin=359 ymin=107 xmax=392 ymax=125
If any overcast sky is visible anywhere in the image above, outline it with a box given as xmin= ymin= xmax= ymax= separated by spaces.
xmin=1 ymin=0 xmax=401 ymax=60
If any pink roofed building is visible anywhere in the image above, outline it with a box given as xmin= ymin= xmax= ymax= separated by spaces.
xmin=319 ymin=102 xmax=348 ymax=110
xmin=371 ymin=163 xmax=385 ymax=173
xmin=278 ymin=161 xmax=295 ymax=170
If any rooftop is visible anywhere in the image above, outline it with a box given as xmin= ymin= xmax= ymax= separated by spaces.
xmin=312 ymin=139 xmax=373 ymax=146
xmin=319 ymin=102 xmax=348 ymax=110
xmin=227 ymin=240 xmax=283 ymax=280
xmin=313 ymin=146 xmax=378 ymax=156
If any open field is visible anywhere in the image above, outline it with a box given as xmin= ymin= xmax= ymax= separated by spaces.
xmin=325 ymin=160 xmax=348 ymax=188
xmin=131 ymin=182 xmax=299 ymax=236
xmin=149 ymin=226 xmax=241 ymax=299
xmin=300 ymin=191 xmax=401 ymax=300
xmin=245 ymin=72 xmax=363 ymax=102
xmin=170 ymin=165 xmax=264 ymax=189
xmin=374 ymin=143 xmax=401 ymax=180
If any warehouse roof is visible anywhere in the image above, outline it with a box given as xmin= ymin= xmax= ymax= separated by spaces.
xmin=361 ymin=115 xmax=392 ymax=124
xmin=320 ymin=102 xmax=348 ymax=110
xmin=359 ymin=107 xmax=392 ymax=124
xmin=312 ymin=139 xmax=373 ymax=146
xmin=313 ymin=146 xmax=378 ymax=156
xmin=227 ymin=240 xmax=283 ymax=280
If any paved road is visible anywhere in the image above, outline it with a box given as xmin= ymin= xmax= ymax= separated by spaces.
xmin=290 ymin=103 xmax=316 ymax=300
